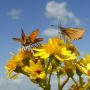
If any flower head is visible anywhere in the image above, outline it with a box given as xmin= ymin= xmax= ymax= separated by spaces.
xmin=75 ymin=54 xmax=90 ymax=77
xmin=23 ymin=60 xmax=46 ymax=80
xmin=65 ymin=43 xmax=80 ymax=56
xmin=5 ymin=49 xmax=33 ymax=75
xmin=5 ymin=56 xmax=18 ymax=75
xmin=16 ymin=49 xmax=33 ymax=61
xmin=33 ymin=37 xmax=77 ymax=61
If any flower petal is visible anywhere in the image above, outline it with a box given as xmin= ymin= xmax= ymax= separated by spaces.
xmin=54 ymin=54 xmax=64 ymax=62
xmin=40 ymin=54 xmax=50 ymax=59
xmin=34 ymin=52 xmax=46 ymax=56
xmin=33 ymin=48 xmax=45 ymax=51
xmin=75 ymin=63 xmax=87 ymax=75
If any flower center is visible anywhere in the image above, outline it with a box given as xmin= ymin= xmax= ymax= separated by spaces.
xmin=35 ymin=69 xmax=41 ymax=74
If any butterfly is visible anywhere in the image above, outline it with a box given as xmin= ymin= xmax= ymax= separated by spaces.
xmin=51 ymin=24 xmax=85 ymax=42
xmin=12 ymin=28 xmax=43 ymax=46
xmin=59 ymin=27 xmax=85 ymax=42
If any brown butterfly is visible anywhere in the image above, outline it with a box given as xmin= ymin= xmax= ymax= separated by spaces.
xmin=58 ymin=27 xmax=85 ymax=42
xmin=12 ymin=28 xmax=43 ymax=46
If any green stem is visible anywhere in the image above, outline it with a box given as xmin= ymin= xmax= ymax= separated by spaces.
xmin=48 ymin=68 xmax=53 ymax=84
xmin=45 ymin=58 xmax=51 ymax=75
xmin=45 ymin=68 xmax=53 ymax=90
xmin=84 ymin=79 xmax=90 ymax=90
xmin=71 ymin=77 xmax=78 ymax=85
xmin=44 ymin=57 xmax=52 ymax=90
xmin=61 ymin=77 xmax=69 ymax=89
xmin=57 ymin=73 xmax=62 ymax=90
xmin=39 ymin=83 xmax=45 ymax=90
xmin=79 ymin=75 xmax=83 ymax=87
xmin=44 ymin=84 xmax=50 ymax=90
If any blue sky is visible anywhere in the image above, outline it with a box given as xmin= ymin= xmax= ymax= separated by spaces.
xmin=0 ymin=0 xmax=90 ymax=89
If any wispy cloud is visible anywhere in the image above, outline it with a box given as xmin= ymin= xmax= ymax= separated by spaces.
xmin=0 ymin=75 xmax=87 ymax=90
xmin=0 ymin=75 xmax=40 ymax=90
xmin=7 ymin=9 xmax=22 ymax=20
xmin=0 ymin=75 xmax=67 ymax=90
xmin=45 ymin=1 xmax=80 ymax=25
xmin=43 ymin=1 xmax=80 ymax=37
xmin=42 ymin=28 xmax=58 ymax=37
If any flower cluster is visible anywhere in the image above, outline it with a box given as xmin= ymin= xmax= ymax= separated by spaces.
xmin=5 ymin=32 xmax=90 ymax=90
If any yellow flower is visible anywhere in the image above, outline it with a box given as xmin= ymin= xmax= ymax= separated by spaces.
xmin=54 ymin=48 xmax=77 ymax=61
xmin=23 ymin=60 xmax=46 ymax=79
xmin=16 ymin=49 xmax=33 ymax=62
xmin=75 ymin=54 xmax=90 ymax=76
xmin=5 ymin=56 xmax=18 ymax=75
xmin=65 ymin=43 xmax=80 ymax=56
xmin=5 ymin=49 xmax=33 ymax=75
xmin=64 ymin=61 xmax=76 ymax=77
xmin=33 ymin=37 xmax=77 ymax=61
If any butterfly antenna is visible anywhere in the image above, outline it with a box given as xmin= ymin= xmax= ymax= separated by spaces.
xmin=57 ymin=20 xmax=63 ymax=38
xmin=58 ymin=20 xmax=62 ymax=29
xmin=21 ymin=27 xmax=26 ymax=35
xmin=21 ymin=27 xmax=24 ymax=33
xmin=21 ymin=27 xmax=26 ymax=40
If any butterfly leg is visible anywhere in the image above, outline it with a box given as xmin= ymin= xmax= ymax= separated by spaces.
xmin=20 ymin=46 xmax=26 ymax=51
xmin=30 ymin=44 xmax=36 ymax=48
xmin=36 ymin=42 xmax=42 ymax=48
xmin=37 ymin=42 xmax=41 ymax=46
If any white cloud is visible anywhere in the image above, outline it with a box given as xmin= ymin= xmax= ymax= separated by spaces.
xmin=0 ymin=75 xmax=40 ymax=90
xmin=7 ymin=9 xmax=22 ymax=20
xmin=0 ymin=75 xmax=69 ymax=90
xmin=42 ymin=28 xmax=58 ymax=37
xmin=0 ymin=74 xmax=87 ymax=90
xmin=45 ymin=1 xmax=80 ymax=25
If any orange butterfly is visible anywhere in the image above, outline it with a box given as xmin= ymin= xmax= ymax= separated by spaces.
xmin=12 ymin=28 xmax=43 ymax=46
xmin=58 ymin=27 xmax=85 ymax=42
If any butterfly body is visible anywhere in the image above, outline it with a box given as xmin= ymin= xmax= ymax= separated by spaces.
xmin=12 ymin=29 xmax=43 ymax=46
xmin=59 ymin=27 xmax=85 ymax=42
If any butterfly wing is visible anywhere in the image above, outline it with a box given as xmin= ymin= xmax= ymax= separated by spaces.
xmin=12 ymin=38 xmax=21 ymax=42
xmin=61 ymin=28 xmax=85 ymax=41
xmin=29 ymin=29 xmax=39 ymax=43
xmin=34 ymin=38 xmax=43 ymax=43
xmin=21 ymin=28 xmax=26 ymax=40
xmin=12 ymin=29 xmax=27 ymax=46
